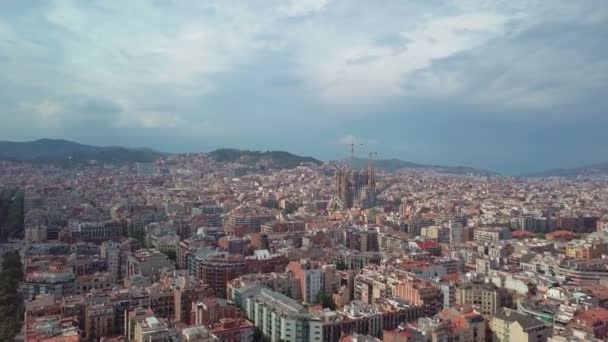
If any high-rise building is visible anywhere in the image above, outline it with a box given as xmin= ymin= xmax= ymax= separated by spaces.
xmin=200 ymin=253 xmax=247 ymax=298
xmin=448 ymin=220 xmax=465 ymax=245
xmin=344 ymin=227 xmax=380 ymax=252
xmin=288 ymin=260 xmax=324 ymax=304
xmin=334 ymin=164 xmax=376 ymax=209
xmin=100 ymin=241 xmax=122 ymax=281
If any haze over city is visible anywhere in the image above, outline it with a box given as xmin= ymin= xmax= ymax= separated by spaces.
xmin=1 ymin=1 xmax=607 ymax=174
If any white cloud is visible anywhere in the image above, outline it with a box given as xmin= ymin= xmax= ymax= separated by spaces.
xmin=0 ymin=0 xmax=606 ymax=140
xmin=338 ymin=135 xmax=378 ymax=146
xmin=298 ymin=11 xmax=509 ymax=109
xmin=279 ymin=0 xmax=329 ymax=17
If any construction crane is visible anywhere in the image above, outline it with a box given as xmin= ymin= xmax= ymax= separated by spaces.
xmin=349 ymin=142 xmax=364 ymax=167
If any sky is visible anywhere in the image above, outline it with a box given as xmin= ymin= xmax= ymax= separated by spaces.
xmin=0 ymin=0 xmax=607 ymax=174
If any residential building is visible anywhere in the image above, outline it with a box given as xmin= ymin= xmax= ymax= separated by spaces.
xmin=209 ymin=318 xmax=255 ymax=342
xmin=127 ymin=249 xmax=174 ymax=279
xmin=392 ymin=277 xmax=442 ymax=316
xmin=200 ymin=253 xmax=247 ymax=297
xmin=244 ymin=288 xmax=323 ymax=342
xmin=85 ymin=302 xmax=115 ymax=342
xmin=100 ymin=241 xmax=122 ymax=281
xmin=288 ymin=260 xmax=324 ymax=304
xmin=474 ymin=227 xmax=513 ymax=244
xmin=455 ymin=282 xmax=513 ymax=315
xmin=491 ymin=308 xmax=552 ymax=342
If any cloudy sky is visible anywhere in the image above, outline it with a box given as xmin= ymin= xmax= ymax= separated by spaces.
xmin=1 ymin=0 xmax=607 ymax=174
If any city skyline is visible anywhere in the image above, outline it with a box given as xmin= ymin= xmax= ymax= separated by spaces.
xmin=4 ymin=2 xmax=608 ymax=342
xmin=1 ymin=1 xmax=607 ymax=174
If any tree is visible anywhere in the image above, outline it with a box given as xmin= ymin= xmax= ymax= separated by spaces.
xmin=282 ymin=203 xmax=297 ymax=215
xmin=163 ymin=250 xmax=177 ymax=263
xmin=315 ymin=292 xmax=337 ymax=310
xmin=282 ymin=206 xmax=295 ymax=215
xmin=0 ymin=189 xmax=24 ymax=241
xmin=130 ymin=228 xmax=146 ymax=248
xmin=0 ymin=250 xmax=24 ymax=341
xmin=49 ymin=245 xmax=71 ymax=255
xmin=252 ymin=327 xmax=269 ymax=342
xmin=335 ymin=260 xmax=347 ymax=271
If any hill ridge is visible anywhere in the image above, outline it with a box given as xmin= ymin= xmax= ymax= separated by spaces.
xmin=208 ymin=148 xmax=322 ymax=169
xmin=524 ymin=162 xmax=608 ymax=178
xmin=0 ymin=139 xmax=165 ymax=165
xmin=341 ymin=157 xmax=498 ymax=176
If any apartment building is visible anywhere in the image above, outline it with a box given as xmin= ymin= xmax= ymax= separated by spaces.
xmin=127 ymin=248 xmax=174 ymax=279
xmin=455 ymin=282 xmax=513 ymax=315
xmin=491 ymin=308 xmax=552 ymax=342
xmin=474 ymin=227 xmax=513 ymax=244
xmin=392 ymin=277 xmax=442 ymax=316
xmin=245 ymin=288 xmax=323 ymax=342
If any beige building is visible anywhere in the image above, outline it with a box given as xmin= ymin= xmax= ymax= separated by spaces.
xmin=456 ymin=282 xmax=512 ymax=315
xmin=421 ymin=225 xmax=449 ymax=243
xmin=133 ymin=315 xmax=171 ymax=342
xmin=491 ymin=308 xmax=552 ymax=342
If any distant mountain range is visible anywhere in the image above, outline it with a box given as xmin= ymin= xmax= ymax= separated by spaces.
xmin=5 ymin=139 xmax=602 ymax=177
xmin=0 ymin=139 xmax=165 ymax=165
xmin=207 ymin=150 xmax=497 ymax=174
xmin=524 ymin=162 xmax=608 ymax=178
xmin=343 ymin=157 xmax=498 ymax=176
xmin=0 ymin=139 xmax=498 ymax=174
xmin=208 ymin=148 xmax=322 ymax=169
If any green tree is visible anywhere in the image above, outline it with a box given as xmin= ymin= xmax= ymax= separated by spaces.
xmin=0 ymin=250 xmax=24 ymax=341
xmin=163 ymin=250 xmax=177 ymax=262
xmin=130 ymin=228 xmax=146 ymax=248
xmin=49 ymin=245 xmax=71 ymax=255
xmin=282 ymin=203 xmax=297 ymax=215
xmin=0 ymin=189 xmax=24 ymax=241
xmin=335 ymin=260 xmax=347 ymax=271
xmin=315 ymin=292 xmax=337 ymax=310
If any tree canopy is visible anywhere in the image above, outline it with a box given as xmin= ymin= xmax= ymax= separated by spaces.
xmin=0 ymin=250 xmax=24 ymax=341
xmin=315 ymin=291 xmax=337 ymax=310
xmin=335 ymin=260 xmax=347 ymax=271
xmin=0 ymin=189 xmax=24 ymax=241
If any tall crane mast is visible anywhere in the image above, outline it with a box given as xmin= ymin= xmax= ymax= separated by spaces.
xmin=350 ymin=142 xmax=364 ymax=167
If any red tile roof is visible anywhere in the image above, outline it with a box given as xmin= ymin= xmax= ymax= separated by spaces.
xmin=416 ymin=241 xmax=438 ymax=249
xmin=576 ymin=308 xmax=608 ymax=323
xmin=512 ymin=231 xmax=535 ymax=238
